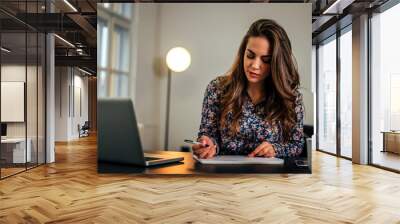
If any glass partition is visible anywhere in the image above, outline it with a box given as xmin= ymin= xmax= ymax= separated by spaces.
xmin=27 ymin=31 xmax=38 ymax=169
xmin=0 ymin=1 xmax=46 ymax=179
xmin=38 ymin=33 xmax=45 ymax=165
xmin=1 ymin=30 xmax=28 ymax=177
xmin=339 ymin=27 xmax=352 ymax=158
xmin=371 ymin=3 xmax=400 ymax=171
xmin=317 ymin=35 xmax=337 ymax=155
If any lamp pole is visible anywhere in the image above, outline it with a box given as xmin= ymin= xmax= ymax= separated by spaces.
xmin=164 ymin=46 xmax=190 ymax=151
xmin=164 ymin=68 xmax=172 ymax=150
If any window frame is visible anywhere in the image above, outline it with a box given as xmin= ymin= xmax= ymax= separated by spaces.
xmin=315 ymin=23 xmax=353 ymax=161
xmin=368 ymin=0 xmax=400 ymax=173
xmin=97 ymin=3 xmax=132 ymax=98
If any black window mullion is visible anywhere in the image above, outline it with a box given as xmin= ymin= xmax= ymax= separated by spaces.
xmin=25 ymin=0 xmax=28 ymax=171
xmin=367 ymin=10 xmax=373 ymax=165
xmin=44 ymin=0 xmax=48 ymax=165
xmin=336 ymin=29 xmax=341 ymax=157
xmin=36 ymin=3 xmax=39 ymax=167
xmin=316 ymin=44 xmax=320 ymax=151
xmin=44 ymin=32 xmax=47 ymax=164
xmin=72 ymin=68 xmax=75 ymax=118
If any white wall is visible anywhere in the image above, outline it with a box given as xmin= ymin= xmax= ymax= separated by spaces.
xmin=1 ymin=65 xmax=36 ymax=137
xmin=73 ymin=73 xmax=89 ymax=137
xmin=55 ymin=67 xmax=89 ymax=141
xmin=1 ymin=64 xmax=46 ymax=163
xmin=1 ymin=65 xmax=27 ymax=139
xmin=133 ymin=4 xmax=163 ymax=150
xmin=133 ymin=3 xmax=312 ymax=151
xmin=55 ymin=67 xmax=69 ymax=141
xmin=46 ymin=32 xmax=55 ymax=163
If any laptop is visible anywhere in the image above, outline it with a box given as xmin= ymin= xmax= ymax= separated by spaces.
xmin=98 ymin=98 xmax=184 ymax=166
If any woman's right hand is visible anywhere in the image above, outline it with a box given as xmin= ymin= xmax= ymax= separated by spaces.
xmin=192 ymin=136 xmax=217 ymax=159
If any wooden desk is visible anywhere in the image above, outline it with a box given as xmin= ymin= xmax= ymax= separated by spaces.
xmin=1 ymin=138 xmax=31 ymax=163
xmin=98 ymin=151 xmax=311 ymax=174
xmin=381 ymin=131 xmax=400 ymax=154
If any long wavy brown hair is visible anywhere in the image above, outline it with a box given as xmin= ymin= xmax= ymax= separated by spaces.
xmin=220 ymin=19 xmax=300 ymax=142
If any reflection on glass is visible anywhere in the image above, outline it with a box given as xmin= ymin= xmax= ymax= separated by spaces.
xmin=38 ymin=33 xmax=46 ymax=164
xmin=371 ymin=3 xmax=400 ymax=171
xmin=318 ymin=36 xmax=337 ymax=154
xmin=0 ymin=1 xmax=46 ymax=179
xmin=1 ymin=32 xmax=27 ymax=177
xmin=98 ymin=71 xmax=108 ymax=98
xmin=114 ymin=3 xmax=132 ymax=18
xmin=97 ymin=4 xmax=132 ymax=99
xmin=113 ymin=25 xmax=130 ymax=72
xmin=97 ymin=19 xmax=108 ymax=69
xmin=110 ymin=73 xmax=129 ymax=97
xmin=390 ymin=75 xmax=400 ymax=129
xmin=27 ymin=32 xmax=38 ymax=169
xmin=119 ymin=74 xmax=129 ymax=97
xmin=340 ymin=29 xmax=352 ymax=158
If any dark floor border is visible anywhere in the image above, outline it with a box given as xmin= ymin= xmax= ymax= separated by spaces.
xmin=0 ymin=163 xmax=45 ymax=180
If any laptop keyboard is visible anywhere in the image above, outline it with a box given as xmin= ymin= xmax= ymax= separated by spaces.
xmin=145 ymin=157 xmax=160 ymax=161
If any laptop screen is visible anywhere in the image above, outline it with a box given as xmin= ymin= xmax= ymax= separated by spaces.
xmin=98 ymin=98 xmax=146 ymax=165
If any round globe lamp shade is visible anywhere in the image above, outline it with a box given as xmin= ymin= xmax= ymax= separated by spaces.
xmin=166 ymin=47 xmax=191 ymax=72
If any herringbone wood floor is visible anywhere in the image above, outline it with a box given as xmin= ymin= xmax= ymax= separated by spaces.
xmin=1 ymin=135 xmax=400 ymax=224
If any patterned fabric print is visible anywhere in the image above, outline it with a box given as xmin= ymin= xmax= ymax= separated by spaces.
xmin=198 ymin=77 xmax=305 ymax=158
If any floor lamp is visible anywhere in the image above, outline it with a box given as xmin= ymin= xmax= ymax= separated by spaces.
xmin=164 ymin=47 xmax=191 ymax=150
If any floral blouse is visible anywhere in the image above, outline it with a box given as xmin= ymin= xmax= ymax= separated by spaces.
xmin=198 ymin=77 xmax=304 ymax=158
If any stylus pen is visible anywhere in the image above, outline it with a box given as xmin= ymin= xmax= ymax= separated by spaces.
xmin=184 ymin=139 xmax=209 ymax=147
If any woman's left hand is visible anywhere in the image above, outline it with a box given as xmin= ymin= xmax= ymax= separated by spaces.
xmin=248 ymin=141 xmax=276 ymax=158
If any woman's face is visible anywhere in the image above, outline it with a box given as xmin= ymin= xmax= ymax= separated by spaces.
xmin=243 ymin=36 xmax=272 ymax=85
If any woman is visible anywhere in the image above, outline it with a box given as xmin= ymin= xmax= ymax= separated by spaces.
xmin=192 ymin=19 xmax=304 ymax=159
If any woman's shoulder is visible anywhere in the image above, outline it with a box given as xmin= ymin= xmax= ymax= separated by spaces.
xmin=202 ymin=76 xmax=228 ymax=103
xmin=206 ymin=75 xmax=228 ymax=93
xmin=209 ymin=76 xmax=228 ymax=87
